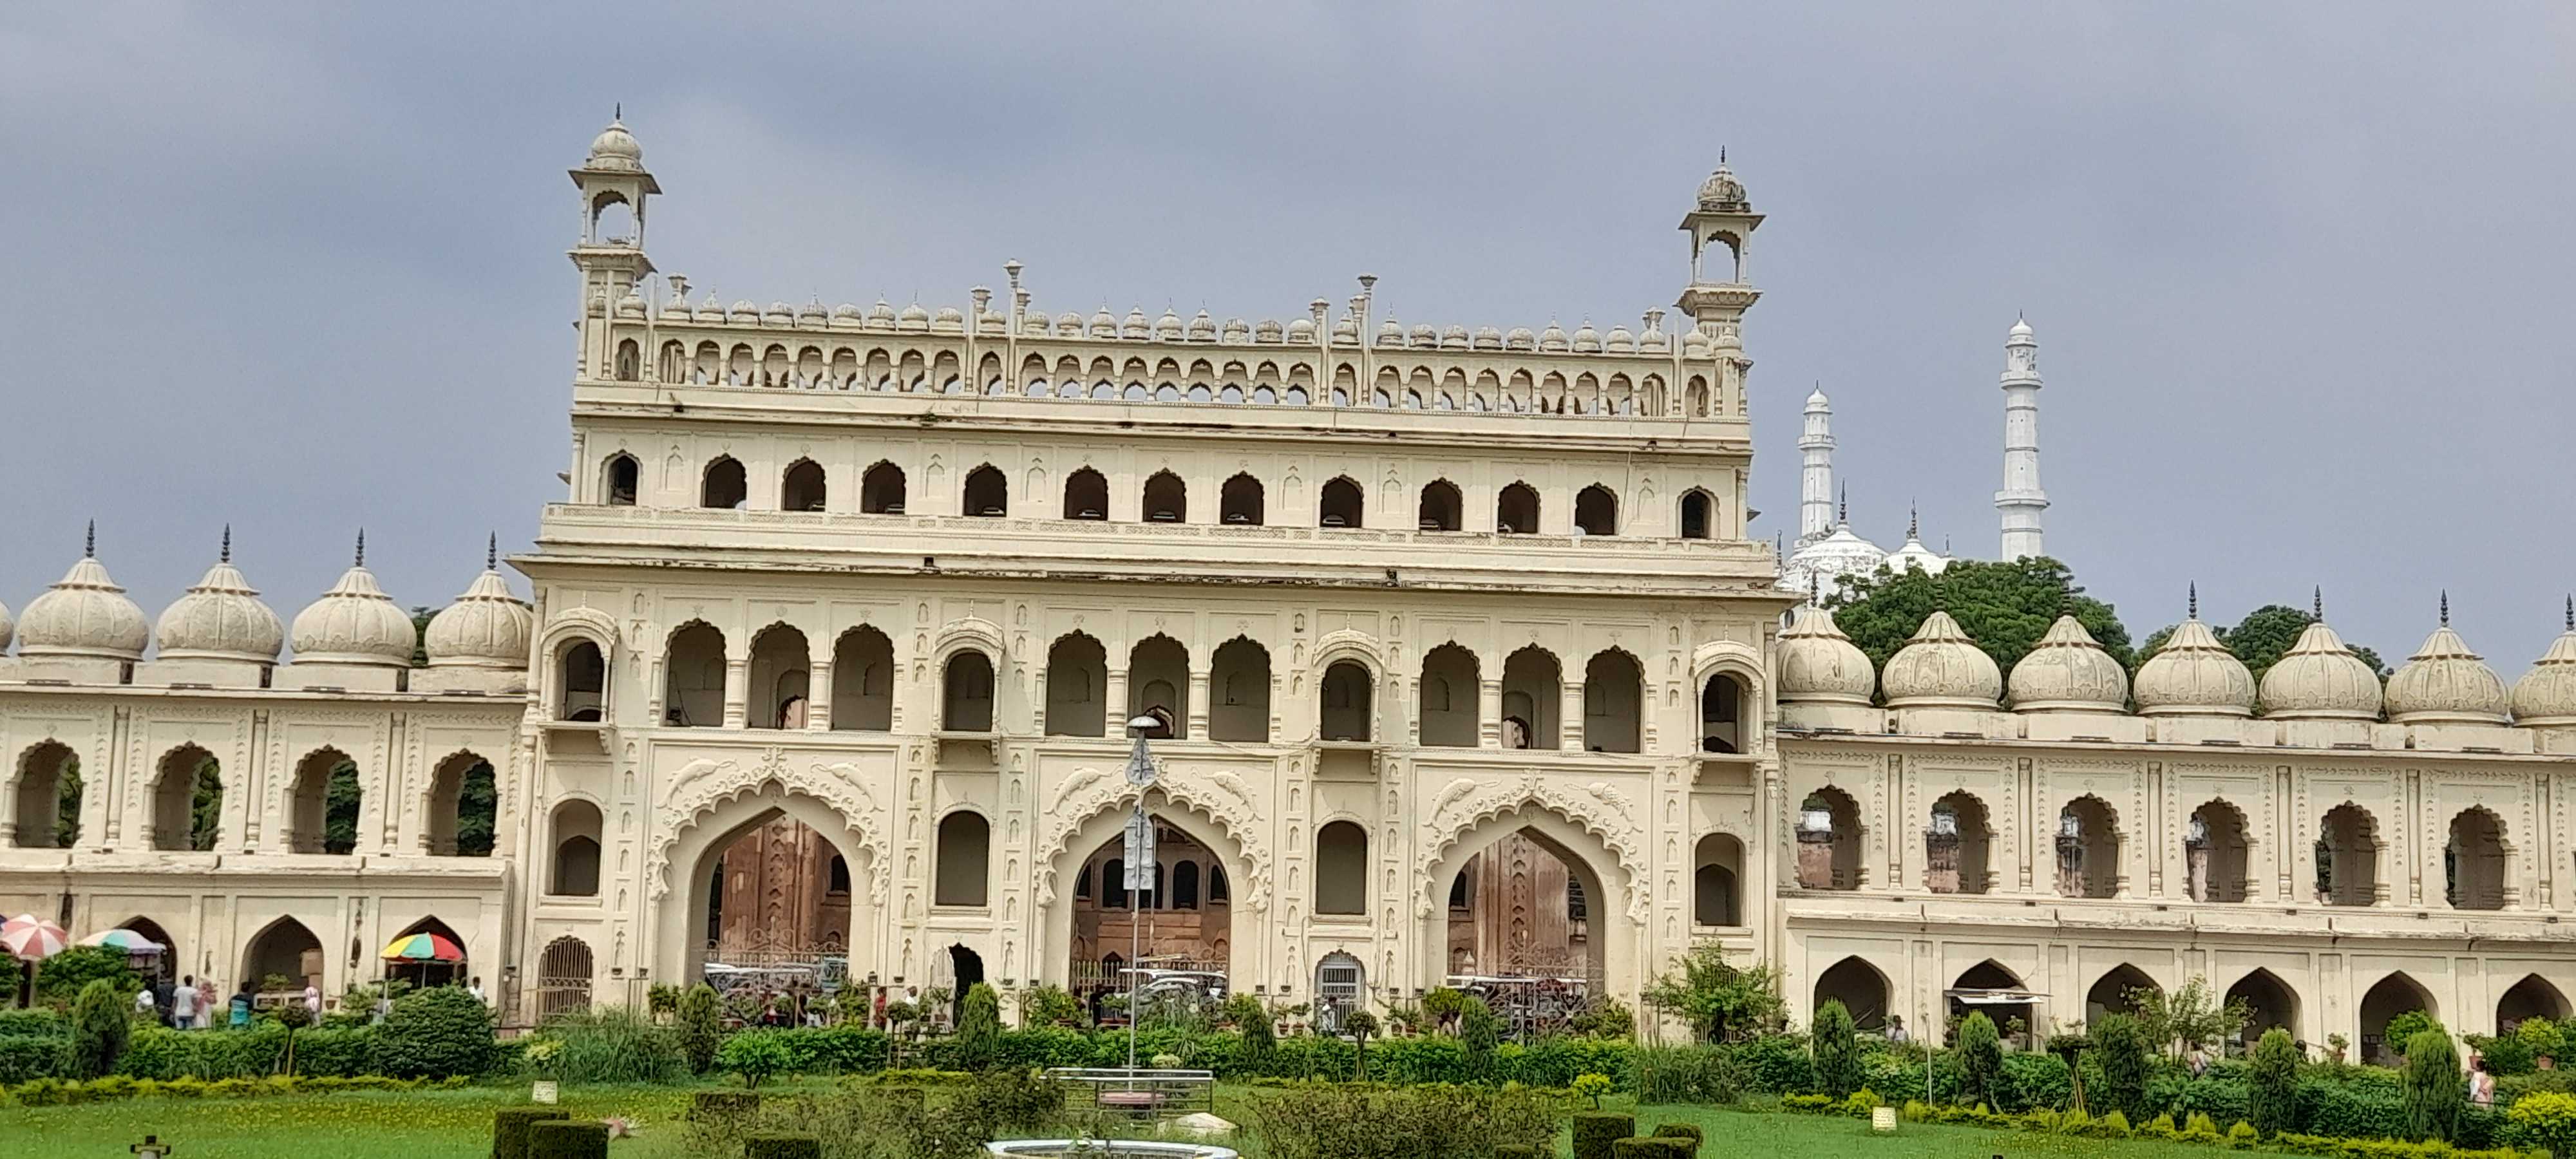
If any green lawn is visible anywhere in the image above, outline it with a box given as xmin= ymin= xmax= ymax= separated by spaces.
xmin=0 ymin=1086 xmax=2251 ymax=1159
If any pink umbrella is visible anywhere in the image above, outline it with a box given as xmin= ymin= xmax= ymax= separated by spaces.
xmin=1 ymin=916 xmax=69 ymax=962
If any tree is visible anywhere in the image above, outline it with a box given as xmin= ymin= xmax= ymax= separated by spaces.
xmin=2143 ymin=604 xmax=2389 ymax=685
xmin=1829 ymin=557 xmax=2133 ymax=676
xmin=54 ymin=755 xmax=82 ymax=850
xmin=1461 ymin=997 xmax=1501 ymax=1079
xmin=1639 ymin=943 xmax=1785 ymax=1042
xmin=1957 ymin=1011 xmax=2003 ymax=1109
xmin=677 ymin=982 xmax=724 ymax=1074
xmin=189 ymin=759 xmax=225 ymax=851
xmin=1343 ymin=1009 xmax=1380 ymax=1080
xmin=1810 ymin=999 xmax=1862 ymax=1099
xmin=2385 ymin=1010 xmax=2442 ymax=1050
xmin=2249 ymin=1028 xmax=2302 ymax=1136
xmin=2130 ymin=976 xmax=2246 ymax=1060
xmin=2093 ymin=1013 xmax=2152 ymax=1122
xmin=1225 ymin=993 xmax=1274 ymax=1075
xmin=955 ymin=981 xmax=1001 ymax=1071
xmin=2402 ymin=1028 xmax=2465 ymax=1142
xmin=454 ymin=761 xmax=497 ymax=857
xmin=68 ymin=978 xmax=129 ymax=1078
xmin=36 ymin=946 xmax=138 ymax=1008
xmin=324 ymin=757 xmax=361 ymax=855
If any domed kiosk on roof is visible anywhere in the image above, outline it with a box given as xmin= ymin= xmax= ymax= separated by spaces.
xmin=2512 ymin=602 xmax=2576 ymax=727
xmin=1881 ymin=610 xmax=2002 ymax=711
xmin=2259 ymin=604 xmax=2382 ymax=721
xmin=155 ymin=536 xmax=283 ymax=664
xmin=287 ymin=535 xmax=417 ymax=691
xmin=583 ymin=119 xmax=644 ymax=172
xmin=2384 ymin=601 xmax=2510 ymax=726
xmin=16 ymin=534 xmax=149 ymax=664
xmin=1778 ymin=601 xmax=1875 ymax=707
xmin=2007 ymin=615 xmax=2128 ymax=714
xmin=2134 ymin=601 xmax=2256 ymax=718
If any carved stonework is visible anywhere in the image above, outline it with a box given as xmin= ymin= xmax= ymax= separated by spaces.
xmin=645 ymin=756 xmax=889 ymax=905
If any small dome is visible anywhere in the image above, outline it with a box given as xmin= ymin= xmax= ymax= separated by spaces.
xmin=831 ymin=303 xmax=862 ymax=322
xmin=1474 ymin=326 xmax=1503 ymax=350
xmin=2134 ymin=618 xmax=2255 ymax=717
xmin=1377 ymin=320 xmax=1405 ymax=347
xmin=585 ymin=120 xmax=644 ymax=171
xmin=1571 ymin=322 xmax=1601 ymax=352
xmin=1122 ymin=308 xmax=1150 ymax=339
xmin=2007 ymin=616 xmax=2129 ymax=713
xmin=1682 ymin=331 xmax=1712 ymax=357
xmin=871 ymin=299 xmax=898 ymax=325
xmin=931 ymin=306 xmax=964 ymax=333
xmin=155 ymin=555 xmax=283 ymax=663
xmin=897 ymin=302 xmax=930 ymax=330
xmin=797 ymin=299 xmax=827 ymax=323
xmin=1697 ymin=162 xmax=1748 ymax=210
xmin=2385 ymin=623 xmax=2510 ymax=725
xmin=1218 ymin=316 xmax=1245 ymax=342
xmin=1539 ymin=323 xmax=1569 ymax=352
xmin=694 ymin=293 xmax=725 ymax=323
xmin=1155 ymin=310 xmax=1184 ymax=340
xmin=1441 ymin=325 xmax=1469 ymax=350
xmin=1287 ymin=318 xmax=1315 ymax=343
xmin=2009 ymin=317 xmax=2034 ymax=340
xmin=1777 ymin=603 xmax=1874 ymax=706
xmin=1409 ymin=324 xmax=1437 ymax=348
xmin=290 ymin=562 xmax=417 ymax=667
xmin=1255 ymin=319 xmax=1283 ymax=343
xmin=2259 ymin=622 xmax=2382 ymax=721
xmin=0 ymin=597 xmax=13 ymax=652
xmin=1329 ymin=317 xmax=1357 ymax=342
xmin=615 ymin=288 xmax=646 ymax=319
xmin=424 ymin=569 xmax=535 ymax=669
xmin=1604 ymin=325 xmax=1634 ymax=352
xmin=1779 ymin=523 xmax=1888 ymax=605
xmin=1880 ymin=610 xmax=2002 ymax=710
xmin=17 ymin=552 xmax=150 ymax=661
xmin=2512 ymin=621 xmax=2576 ymax=726
xmin=1506 ymin=327 xmax=1536 ymax=350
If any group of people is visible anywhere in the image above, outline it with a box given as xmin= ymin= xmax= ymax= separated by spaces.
xmin=126 ymin=972 xmax=491 ymax=1028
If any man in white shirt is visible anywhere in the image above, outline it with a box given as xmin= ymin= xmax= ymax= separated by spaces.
xmin=172 ymin=975 xmax=199 ymax=1030
xmin=468 ymin=976 xmax=488 ymax=1004
xmin=134 ymin=986 xmax=156 ymax=1022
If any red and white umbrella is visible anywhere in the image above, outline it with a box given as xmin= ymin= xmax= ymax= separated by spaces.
xmin=0 ymin=915 xmax=70 ymax=962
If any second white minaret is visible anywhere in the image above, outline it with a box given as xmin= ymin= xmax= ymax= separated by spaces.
xmin=1798 ymin=387 xmax=1835 ymax=546
xmin=1996 ymin=317 xmax=2048 ymax=560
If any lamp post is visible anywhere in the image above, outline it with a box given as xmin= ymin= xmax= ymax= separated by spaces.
xmin=1121 ymin=715 xmax=1161 ymax=1072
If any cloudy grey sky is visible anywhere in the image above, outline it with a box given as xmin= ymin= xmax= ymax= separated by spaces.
xmin=2 ymin=3 xmax=2570 ymax=672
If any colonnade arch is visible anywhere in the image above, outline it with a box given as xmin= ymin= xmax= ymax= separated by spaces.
xmin=2227 ymin=968 xmax=2300 ymax=1047
xmin=653 ymin=782 xmax=880 ymax=988
xmin=1814 ymin=956 xmax=1890 ymax=1031
xmin=2358 ymin=972 xmax=2437 ymax=1064
xmin=1417 ymin=803 xmax=1636 ymax=998
xmin=1040 ymin=792 xmax=1257 ymax=997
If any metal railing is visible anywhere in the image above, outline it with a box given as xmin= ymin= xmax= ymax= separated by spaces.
xmin=1043 ymin=1068 xmax=1216 ymax=1124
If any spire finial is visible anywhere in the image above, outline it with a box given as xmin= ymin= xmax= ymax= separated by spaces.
xmin=2440 ymin=590 xmax=2450 ymax=627
xmin=488 ymin=533 xmax=498 ymax=570
xmin=84 ymin=520 xmax=95 ymax=559
xmin=1837 ymin=483 xmax=1848 ymax=525
xmin=1810 ymin=571 xmax=1821 ymax=605
xmin=221 ymin=525 xmax=232 ymax=563
xmin=2566 ymin=595 xmax=2573 ymax=633
xmin=354 ymin=529 xmax=366 ymax=569
xmin=2188 ymin=582 xmax=2198 ymax=620
xmin=1908 ymin=502 xmax=1918 ymax=540
xmin=614 ymin=102 xmax=621 ymax=122
xmin=2313 ymin=586 xmax=2324 ymax=621
xmin=1719 ymin=146 xmax=1727 ymax=165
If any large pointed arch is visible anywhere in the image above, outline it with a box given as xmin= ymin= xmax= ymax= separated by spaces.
xmin=649 ymin=774 xmax=885 ymax=988
xmin=1036 ymin=783 xmax=1260 ymax=992
xmin=1415 ymin=789 xmax=1643 ymax=995
xmin=241 ymin=915 xmax=323 ymax=995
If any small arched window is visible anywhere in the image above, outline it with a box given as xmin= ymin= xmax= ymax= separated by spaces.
xmin=1314 ymin=821 xmax=1368 ymax=914
xmin=1320 ymin=661 xmax=1373 ymax=742
xmin=557 ymin=639 xmax=606 ymax=722
xmin=782 ymin=460 xmax=826 ymax=512
xmin=1143 ymin=471 xmax=1187 ymax=522
xmin=1417 ymin=480 xmax=1463 ymax=532
xmin=1172 ymin=861 xmax=1200 ymax=909
xmin=1680 ymin=491 xmax=1713 ymax=540
xmin=1063 ymin=467 xmax=1109 ymax=520
xmin=701 ymin=457 xmax=748 ymax=509
xmin=1496 ymin=482 xmax=1539 ymax=534
xmin=943 ymin=651 xmax=996 ymax=732
xmin=549 ymin=800 xmax=603 ymax=896
xmin=614 ymin=339 xmax=640 ymax=381
xmin=934 ymin=811 xmax=991 ymax=907
xmin=1220 ymin=474 xmax=1264 ymax=525
xmin=604 ymin=455 xmax=639 ymax=506
xmin=1575 ymin=485 xmax=1617 ymax=536
xmin=1319 ymin=477 xmax=1364 ymax=529
xmin=963 ymin=465 xmax=1007 ymax=517
xmin=860 ymin=462 xmax=906 ymax=514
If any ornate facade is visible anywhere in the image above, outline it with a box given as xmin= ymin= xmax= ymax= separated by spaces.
xmin=1 ymin=122 xmax=2570 ymax=1053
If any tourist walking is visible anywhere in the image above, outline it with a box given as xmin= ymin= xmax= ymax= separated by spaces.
xmin=172 ymin=975 xmax=198 ymax=1030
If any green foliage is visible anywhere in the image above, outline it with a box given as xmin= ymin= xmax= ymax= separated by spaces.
xmin=743 ymin=1134 xmax=824 ymax=1159
xmin=1573 ymin=1071 xmax=1615 ymax=1109
xmin=2250 ymin=1026 xmax=2302 ymax=1136
xmin=1640 ymin=943 xmax=1784 ymax=1042
xmin=2402 ymin=1029 xmax=2464 ymax=1142
xmin=1611 ymin=1139 xmax=1692 ymax=1158
xmin=2386 ymin=1011 xmax=2443 ymax=1050
xmin=323 ymin=757 xmax=361 ymax=854
xmin=677 ymin=983 xmax=723 ymax=1074
xmin=2467 ymin=1033 xmax=2532 ymax=1077
xmin=1016 ymin=983 xmax=1081 ymax=1028
xmin=2093 ymin=1012 xmax=2153 ymax=1122
xmin=67 ymin=979 xmax=130 ymax=1079
xmin=373 ymin=986 xmax=495 ymax=1077
xmin=1494 ymin=1147 xmax=1541 ymax=1159
xmin=1570 ymin=1110 xmax=1637 ymax=1159
xmin=2213 ymin=604 xmax=2390 ymax=682
xmin=492 ymin=1107 xmax=571 ymax=1159
xmin=524 ymin=1118 xmax=608 ymax=1159
xmin=1571 ymin=995 xmax=1638 ymax=1040
xmin=1247 ymin=1082 xmax=1563 ymax=1159
xmin=1420 ymin=986 xmax=1470 ymax=1021
xmin=531 ymin=1005 xmax=687 ymax=1083
xmin=453 ymin=760 xmax=497 ymax=856
xmin=721 ymin=1030 xmax=798 ymax=1088
xmin=1810 ymin=999 xmax=1862 ymax=1099
xmin=189 ymin=757 xmax=224 ymax=851
xmin=36 ymin=946 xmax=139 ymax=1007
xmin=1461 ymin=997 xmax=1501 ymax=1078
xmin=1632 ymin=1042 xmax=1745 ymax=1104
xmin=2516 ymin=1016 xmax=2564 ymax=1058
xmin=2133 ymin=975 xmax=2249 ymax=1059
xmin=1649 ymin=1121 xmax=1705 ymax=1154
xmin=953 ymin=982 xmax=1001 ymax=1071
xmin=1343 ymin=1009 xmax=1381 ymax=1079
xmin=53 ymin=754 xmax=81 ymax=849
xmin=1957 ymin=1012 xmax=2002 ymax=1109
xmin=2505 ymin=1089 xmax=2576 ymax=1154
xmin=1828 ymin=556 xmax=2132 ymax=675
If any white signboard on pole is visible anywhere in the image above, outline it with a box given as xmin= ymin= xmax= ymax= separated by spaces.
xmin=1123 ymin=806 xmax=1155 ymax=890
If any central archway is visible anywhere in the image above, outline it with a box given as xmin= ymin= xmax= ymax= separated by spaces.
xmin=1040 ymin=792 xmax=1255 ymax=1004
xmin=653 ymin=784 xmax=880 ymax=990
xmin=1418 ymin=803 xmax=1636 ymax=1018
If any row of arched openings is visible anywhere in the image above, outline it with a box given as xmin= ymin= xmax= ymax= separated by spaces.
xmin=605 ymin=453 xmax=1721 ymax=540
xmin=10 ymin=742 xmax=493 ymax=856
xmin=1792 ymin=789 xmax=2517 ymax=909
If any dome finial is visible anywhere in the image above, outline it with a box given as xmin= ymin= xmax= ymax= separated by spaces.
xmin=2313 ymin=586 xmax=2324 ymax=621
xmin=1908 ymin=502 xmax=1918 ymax=540
xmin=2440 ymin=590 xmax=2450 ymax=627
xmin=2566 ymin=594 xmax=2573 ymax=633
xmin=354 ymin=529 xmax=366 ymax=569
xmin=487 ymin=533 xmax=498 ymax=571
xmin=220 ymin=525 xmax=232 ymax=563
xmin=1837 ymin=482 xmax=1848 ymax=526
xmin=2188 ymin=581 xmax=2199 ymax=620
xmin=84 ymin=520 xmax=95 ymax=559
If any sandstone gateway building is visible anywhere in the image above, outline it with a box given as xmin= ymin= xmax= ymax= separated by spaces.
xmin=1 ymin=124 xmax=2571 ymax=1059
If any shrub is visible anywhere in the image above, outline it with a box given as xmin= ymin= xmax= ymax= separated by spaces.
xmin=744 ymin=1134 xmax=823 ymax=1159
xmin=36 ymin=948 xmax=138 ymax=1008
xmin=721 ymin=1030 xmax=797 ymax=1088
xmin=2402 ymin=1029 xmax=2464 ymax=1142
xmin=1810 ymin=999 xmax=1861 ymax=1099
xmin=2181 ymin=1110 xmax=2219 ymax=1141
xmin=525 ymin=1118 xmax=608 ymax=1159
xmin=0 ymin=1033 xmax=66 ymax=1082
xmin=2226 ymin=1119 xmax=2258 ymax=1147
xmin=691 ymin=1090 xmax=764 ymax=1122
xmin=1495 ymin=1147 xmax=1541 ymax=1159
xmin=0 ymin=1010 xmax=65 ymax=1037
xmin=2468 ymin=1033 xmax=2533 ymax=1077
xmin=1570 ymin=1111 xmax=1636 ymax=1159
xmin=954 ymin=983 xmax=1001 ymax=1071
xmin=1610 ymin=1140 xmax=1690 ymax=1158
xmin=1247 ymin=1082 xmax=1562 ymax=1159
xmin=2092 ymin=1012 xmax=2151 ymax=1121
xmin=374 ymin=986 xmax=495 ymax=1078
xmin=538 ymin=1006 xmax=687 ymax=1084
xmin=1461 ymin=998 xmax=1501 ymax=1079
xmin=1957 ymin=1012 xmax=2002 ymax=1109
xmin=68 ymin=979 xmax=129 ymax=1079
xmin=2101 ymin=1109 xmax=2132 ymax=1137
xmin=1650 ymin=1121 xmax=1705 ymax=1154
xmin=1738 ymin=1033 xmax=1819 ymax=1094
xmin=2505 ymin=1089 xmax=2576 ymax=1154
xmin=1573 ymin=1072 xmax=1615 ymax=1109
xmin=2249 ymin=1026 xmax=2301 ymax=1136
xmin=492 ymin=1107 xmax=571 ymax=1159
xmin=1632 ymin=1043 xmax=1743 ymax=1104
xmin=677 ymin=983 xmax=723 ymax=1075
xmin=2385 ymin=1011 xmax=2442 ymax=1050
xmin=2519 ymin=1017 xmax=2565 ymax=1060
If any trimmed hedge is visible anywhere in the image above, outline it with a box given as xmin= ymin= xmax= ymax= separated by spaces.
xmin=744 ymin=1134 xmax=824 ymax=1159
xmin=492 ymin=1107 xmax=570 ymax=1159
xmin=1571 ymin=1111 xmax=1634 ymax=1159
xmin=1650 ymin=1121 xmax=1705 ymax=1154
xmin=525 ymin=1119 xmax=607 ymax=1159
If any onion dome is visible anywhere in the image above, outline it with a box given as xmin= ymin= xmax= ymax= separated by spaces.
xmin=290 ymin=536 xmax=416 ymax=667
xmin=2512 ymin=602 xmax=2576 ymax=726
xmin=1287 ymin=317 xmax=1315 ymax=343
xmin=2384 ymin=601 xmax=2509 ymax=724
xmin=690 ymin=293 xmax=723 ymax=323
xmin=728 ymin=299 xmax=759 ymax=323
xmin=2007 ymin=615 xmax=2128 ymax=713
xmin=896 ymin=302 xmax=930 ymax=332
xmin=1880 ymin=610 xmax=2002 ymax=710
xmin=1571 ymin=321 xmax=1601 ymax=352
xmin=833 ymin=303 xmax=862 ymax=324
xmin=584 ymin=120 xmax=644 ymax=171
xmin=1441 ymin=325 xmax=1469 ymax=350
xmin=1218 ymin=316 xmax=1245 ymax=343
xmin=1054 ymin=311 xmax=1081 ymax=335
xmin=1605 ymin=325 xmax=1634 ymax=352
xmin=1539 ymin=322 xmax=1569 ymax=352
xmin=2259 ymin=616 xmax=2382 ymax=721
xmin=17 ymin=531 xmax=149 ymax=661
xmin=424 ymin=543 xmax=533 ymax=669
xmin=1506 ymin=327 xmax=1536 ymax=351
xmin=1777 ymin=603 xmax=1874 ymax=706
xmin=1682 ymin=330 xmax=1712 ymax=357
xmin=871 ymin=299 xmax=898 ymax=327
xmin=0 ymin=596 xmax=12 ymax=652
xmin=1697 ymin=161 xmax=1748 ymax=211
xmin=1376 ymin=320 xmax=1404 ymax=347
xmin=1153 ymin=309 xmax=1181 ymax=340
xmin=1255 ymin=319 xmax=1283 ymax=343
xmin=1779 ymin=522 xmax=1888 ymax=604
xmin=1122 ymin=307 xmax=1150 ymax=339
xmin=155 ymin=534 xmax=283 ymax=662
xmin=1402 ymin=324 xmax=1430 ymax=348
xmin=2134 ymin=608 xmax=2255 ymax=717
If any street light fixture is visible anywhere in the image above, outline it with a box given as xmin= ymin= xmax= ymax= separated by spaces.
xmin=1121 ymin=715 xmax=1162 ymax=1071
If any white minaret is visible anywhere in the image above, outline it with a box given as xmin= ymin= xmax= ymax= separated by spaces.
xmin=1996 ymin=316 xmax=2048 ymax=560
xmin=1798 ymin=386 xmax=1835 ymax=546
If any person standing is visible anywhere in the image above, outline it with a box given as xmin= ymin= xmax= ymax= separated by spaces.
xmin=230 ymin=983 xmax=254 ymax=1028
xmin=2471 ymin=1059 xmax=2496 ymax=1108
xmin=134 ymin=986 xmax=157 ymax=1024
xmin=468 ymin=975 xmax=487 ymax=1004
xmin=197 ymin=977 xmax=218 ymax=1028
xmin=302 ymin=983 xmax=321 ymax=1021
xmin=172 ymin=975 xmax=198 ymax=1030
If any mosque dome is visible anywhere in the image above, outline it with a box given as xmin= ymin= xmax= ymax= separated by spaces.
xmin=2383 ymin=617 xmax=2510 ymax=725
xmin=16 ymin=551 xmax=150 ymax=661
xmin=2258 ymin=621 xmax=2383 ymax=721
xmin=1880 ymin=610 xmax=2002 ymax=710
xmin=1780 ymin=523 xmax=1888 ymax=604
xmin=1776 ymin=603 xmax=1875 ymax=706
xmin=585 ymin=120 xmax=644 ymax=171
xmin=290 ymin=556 xmax=417 ymax=667
xmin=155 ymin=551 xmax=284 ymax=663
xmin=1697 ymin=162 xmax=1748 ymax=210
xmin=2007 ymin=615 xmax=2129 ymax=713
xmin=424 ymin=567 xmax=535 ymax=670
xmin=2133 ymin=618 xmax=2255 ymax=717
xmin=2511 ymin=612 xmax=2576 ymax=726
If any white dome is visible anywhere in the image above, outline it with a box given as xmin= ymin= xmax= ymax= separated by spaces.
xmin=0 ymin=597 xmax=13 ymax=652
xmin=1697 ymin=162 xmax=1749 ymax=210
xmin=1781 ymin=524 xmax=1888 ymax=603
xmin=2007 ymin=615 xmax=2129 ymax=713
xmin=2259 ymin=622 xmax=2382 ymax=721
xmin=2512 ymin=623 xmax=2576 ymax=726
xmin=155 ymin=554 xmax=283 ymax=663
xmin=2133 ymin=617 xmax=2255 ymax=717
xmin=2384 ymin=623 xmax=2510 ymax=725
xmin=585 ymin=120 xmax=643 ymax=171
xmin=424 ymin=569 xmax=535 ymax=669
xmin=290 ymin=563 xmax=416 ymax=667
xmin=17 ymin=553 xmax=149 ymax=661
xmin=1880 ymin=610 xmax=2002 ymax=710
xmin=1777 ymin=603 xmax=1875 ymax=706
